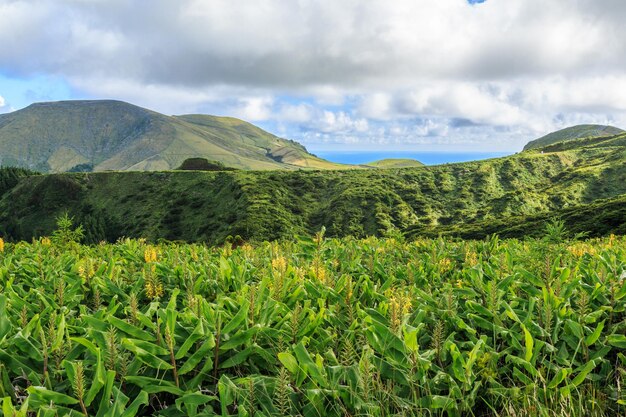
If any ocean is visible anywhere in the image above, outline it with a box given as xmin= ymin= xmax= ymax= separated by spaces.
xmin=314 ymin=151 xmax=513 ymax=166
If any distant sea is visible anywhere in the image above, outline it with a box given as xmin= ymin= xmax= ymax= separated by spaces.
xmin=314 ymin=151 xmax=513 ymax=166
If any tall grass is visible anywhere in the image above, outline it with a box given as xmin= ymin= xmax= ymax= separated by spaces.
xmin=0 ymin=233 xmax=624 ymax=416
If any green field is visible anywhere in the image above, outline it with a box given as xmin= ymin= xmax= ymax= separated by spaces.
xmin=1 ymin=225 xmax=625 ymax=416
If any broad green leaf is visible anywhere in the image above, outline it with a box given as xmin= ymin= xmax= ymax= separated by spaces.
xmin=120 ymin=391 xmax=149 ymax=417
xmin=404 ymin=329 xmax=419 ymax=352
xmin=108 ymin=316 xmax=153 ymax=341
xmin=220 ymin=326 xmax=258 ymax=351
xmin=294 ymin=342 xmax=325 ymax=385
xmin=547 ymin=368 xmax=569 ymax=388
xmin=521 ymin=324 xmax=534 ymax=362
xmin=121 ymin=338 xmax=173 ymax=370
xmin=221 ymin=301 xmax=250 ymax=334
xmin=175 ymin=321 xmax=205 ymax=359
xmin=178 ymin=335 xmax=215 ymax=375
xmin=218 ymin=375 xmax=237 ymax=415
xmin=51 ymin=314 xmax=66 ymax=352
xmin=175 ymin=391 xmax=216 ymax=417
xmin=585 ymin=320 xmax=605 ymax=346
xmin=0 ymin=296 xmax=12 ymax=340
xmin=565 ymin=320 xmax=584 ymax=339
xmin=607 ymin=334 xmax=626 ymax=349
xmin=278 ymin=352 xmax=299 ymax=374
xmin=124 ymin=376 xmax=184 ymax=395
xmin=571 ymin=360 xmax=598 ymax=387
xmin=27 ymin=386 xmax=79 ymax=405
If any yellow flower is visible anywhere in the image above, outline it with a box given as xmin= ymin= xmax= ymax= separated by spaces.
xmin=438 ymin=258 xmax=453 ymax=274
xmin=145 ymin=276 xmax=164 ymax=299
xmin=144 ymin=247 xmax=158 ymax=263
xmin=272 ymin=256 xmax=288 ymax=274
xmin=608 ymin=234 xmax=616 ymax=248
xmin=567 ymin=243 xmax=596 ymax=257
xmin=41 ymin=237 xmax=51 ymax=246
xmin=0 ymin=237 xmax=4 ymax=253
xmin=387 ymin=289 xmax=412 ymax=331
xmin=465 ymin=251 xmax=478 ymax=267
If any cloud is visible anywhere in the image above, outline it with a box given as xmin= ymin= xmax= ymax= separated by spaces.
xmin=229 ymin=96 xmax=274 ymax=121
xmin=2 ymin=0 xmax=626 ymax=150
xmin=0 ymin=95 xmax=7 ymax=113
xmin=3 ymin=0 xmax=626 ymax=87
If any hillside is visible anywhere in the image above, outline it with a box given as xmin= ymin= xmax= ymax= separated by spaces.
xmin=523 ymin=124 xmax=623 ymax=150
xmin=0 ymin=131 xmax=625 ymax=243
xmin=364 ymin=158 xmax=424 ymax=168
xmin=0 ymin=100 xmax=347 ymax=172
xmin=406 ymin=194 xmax=626 ymax=240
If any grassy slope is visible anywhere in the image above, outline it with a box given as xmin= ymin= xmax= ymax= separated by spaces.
xmin=0 ymin=100 xmax=349 ymax=172
xmin=523 ymin=124 xmax=623 ymax=150
xmin=407 ymin=194 xmax=626 ymax=240
xmin=364 ymin=158 xmax=424 ymax=168
xmin=1 ymin=132 xmax=625 ymax=243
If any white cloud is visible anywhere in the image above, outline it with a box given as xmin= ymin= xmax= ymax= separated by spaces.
xmin=4 ymin=0 xmax=626 ymax=88
xmin=315 ymin=111 xmax=368 ymax=134
xmin=359 ymin=93 xmax=393 ymax=120
xmin=278 ymin=103 xmax=314 ymax=123
xmin=3 ymin=0 xmax=626 ymax=149
xmin=229 ymin=97 xmax=274 ymax=121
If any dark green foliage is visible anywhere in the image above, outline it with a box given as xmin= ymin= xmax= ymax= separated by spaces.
xmin=67 ymin=163 xmax=94 ymax=172
xmin=0 ymin=166 xmax=37 ymax=195
xmin=408 ymin=193 xmax=626 ymax=240
xmin=176 ymin=158 xmax=237 ymax=171
xmin=0 ymin=133 xmax=625 ymax=243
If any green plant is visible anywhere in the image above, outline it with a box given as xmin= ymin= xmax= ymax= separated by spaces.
xmin=0 ymin=234 xmax=624 ymax=416
xmin=51 ymin=211 xmax=84 ymax=246
xmin=543 ymin=217 xmax=568 ymax=244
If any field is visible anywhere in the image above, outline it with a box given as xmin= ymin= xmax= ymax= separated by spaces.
xmin=1 ymin=224 xmax=625 ymax=417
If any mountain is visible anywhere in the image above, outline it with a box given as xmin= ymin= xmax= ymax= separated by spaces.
xmin=1 ymin=129 xmax=624 ymax=243
xmin=364 ymin=158 xmax=424 ymax=168
xmin=523 ymin=124 xmax=623 ymax=151
xmin=0 ymin=100 xmax=347 ymax=172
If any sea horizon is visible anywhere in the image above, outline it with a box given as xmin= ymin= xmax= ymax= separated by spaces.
xmin=314 ymin=150 xmax=514 ymax=166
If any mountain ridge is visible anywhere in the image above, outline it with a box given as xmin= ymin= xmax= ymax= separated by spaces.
xmin=0 ymin=99 xmax=348 ymax=172
xmin=523 ymin=124 xmax=624 ymax=151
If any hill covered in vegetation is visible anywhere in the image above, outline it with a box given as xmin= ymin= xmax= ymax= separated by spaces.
xmin=523 ymin=124 xmax=623 ymax=150
xmin=0 ymin=100 xmax=347 ymax=172
xmin=0 ymin=130 xmax=624 ymax=243
xmin=364 ymin=158 xmax=424 ymax=168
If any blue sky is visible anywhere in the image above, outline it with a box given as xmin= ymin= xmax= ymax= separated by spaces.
xmin=1 ymin=0 xmax=625 ymax=152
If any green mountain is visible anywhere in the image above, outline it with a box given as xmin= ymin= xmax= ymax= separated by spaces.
xmin=0 ymin=100 xmax=347 ymax=172
xmin=523 ymin=124 xmax=623 ymax=150
xmin=364 ymin=158 xmax=424 ymax=168
xmin=1 ymin=129 xmax=624 ymax=243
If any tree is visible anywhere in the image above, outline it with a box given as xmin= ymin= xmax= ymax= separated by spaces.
xmin=51 ymin=212 xmax=84 ymax=247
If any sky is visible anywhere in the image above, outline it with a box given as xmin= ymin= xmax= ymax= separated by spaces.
xmin=1 ymin=0 xmax=626 ymax=152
